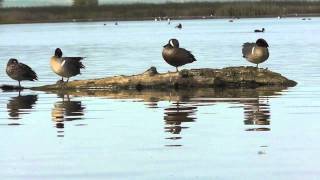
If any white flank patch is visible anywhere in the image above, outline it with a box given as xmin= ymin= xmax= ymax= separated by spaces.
xmin=251 ymin=46 xmax=255 ymax=55
xmin=61 ymin=60 xmax=66 ymax=67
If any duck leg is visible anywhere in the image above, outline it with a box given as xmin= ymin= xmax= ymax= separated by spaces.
xmin=176 ymin=67 xmax=179 ymax=72
xmin=18 ymin=81 xmax=21 ymax=88
xmin=66 ymin=78 xmax=69 ymax=83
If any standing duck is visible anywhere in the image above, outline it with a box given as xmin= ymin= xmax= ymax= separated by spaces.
xmin=242 ymin=38 xmax=269 ymax=68
xmin=162 ymin=39 xmax=197 ymax=72
xmin=6 ymin=58 xmax=38 ymax=88
xmin=50 ymin=48 xmax=85 ymax=83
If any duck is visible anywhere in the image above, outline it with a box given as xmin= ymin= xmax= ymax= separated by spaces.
xmin=175 ymin=23 xmax=182 ymax=29
xmin=242 ymin=38 xmax=269 ymax=68
xmin=254 ymin=28 xmax=265 ymax=33
xmin=162 ymin=39 xmax=197 ymax=72
xmin=50 ymin=48 xmax=85 ymax=83
xmin=6 ymin=58 xmax=38 ymax=88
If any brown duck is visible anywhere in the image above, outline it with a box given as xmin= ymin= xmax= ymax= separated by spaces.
xmin=50 ymin=48 xmax=85 ymax=83
xmin=242 ymin=38 xmax=269 ymax=68
xmin=6 ymin=58 xmax=38 ymax=88
xmin=162 ymin=39 xmax=197 ymax=72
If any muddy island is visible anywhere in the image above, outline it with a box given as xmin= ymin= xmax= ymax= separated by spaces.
xmin=29 ymin=66 xmax=297 ymax=91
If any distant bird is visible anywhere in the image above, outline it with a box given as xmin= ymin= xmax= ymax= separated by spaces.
xmin=115 ymin=22 xmax=118 ymax=25
xmin=6 ymin=58 xmax=38 ymax=88
xmin=50 ymin=48 xmax=85 ymax=83
xmin=242 ymin=38 xmax=269 ymax=68
xmin=175 ymin=23 xmax=182 ymax=29
xmin=229 ymin=19 xmax=234 ymax=22
xmin=254 ymin=28 xmax=265 ymax=33
xmin=162 ymin=39 xmax=197 ymax=72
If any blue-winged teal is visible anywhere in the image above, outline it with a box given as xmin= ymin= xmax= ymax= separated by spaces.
xmin=162 ymin=39 xmax=197 ymax=72
xmin=50 ymin=48 xmax=85 ymax=83
xmin=242 ymin=38 xmax=269 ymax=68
xmin=6 ymin=58 xmax=38 ymax=88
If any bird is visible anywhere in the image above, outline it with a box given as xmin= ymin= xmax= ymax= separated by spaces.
xmin=175 ymin=23 xmax=182 ymax=29
xmin=6 ymin=58 xmax=38 ymax=88
xmin=254 ymin=28 xmax=265 ymax=33
xmin=50 ymin=48 xmax=85 ymax=83
xmin=162 ymin=39 xmax=197 ymax=72
xmin=242 ymin=38 xmax=269 ymax=68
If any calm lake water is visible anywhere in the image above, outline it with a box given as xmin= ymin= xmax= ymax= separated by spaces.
xmin=1 ymin=18 xmax=320 ymax=179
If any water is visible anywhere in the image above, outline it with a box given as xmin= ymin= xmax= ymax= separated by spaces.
xmin=0 ymin=18 xmax=320 ymax=179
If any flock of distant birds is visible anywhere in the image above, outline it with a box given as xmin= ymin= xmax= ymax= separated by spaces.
xmin=5 ymin=20 xmax=270 ymax=89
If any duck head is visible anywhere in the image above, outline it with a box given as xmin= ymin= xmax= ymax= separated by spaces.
xmin=163 ymin=39 xmax=179 ymax=48
xmin=256 ymin=38 xmax=269 ymax=47
xmin=55 ymin=48 xmax=63 ymax=58
xmin=8 ymin=58 xmax=18 ymax=65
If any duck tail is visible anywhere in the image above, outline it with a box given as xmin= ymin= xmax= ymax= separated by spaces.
xmin=242 ymin=43 xmax=255 ymax=58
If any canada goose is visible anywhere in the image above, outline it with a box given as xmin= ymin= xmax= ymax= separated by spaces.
xmin=162 ymin=39 xmax=197 ymax=72
xmin=242 ymin=38 xmax=269 ymax=68
xmin=50 ymin=48 xmax=85 ymax=83
xmin=6 ymin=58 xmax=38 ymax=88
xmin=254 ymin=28 xmax=265 ymax=33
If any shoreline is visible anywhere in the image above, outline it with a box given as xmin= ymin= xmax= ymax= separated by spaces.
xmin=1 ymin=1 xmax=320 ymax=25
xmin=0 ymin=13 xmax=319 ymax=25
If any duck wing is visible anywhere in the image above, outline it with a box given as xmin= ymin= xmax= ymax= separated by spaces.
xmin=18 ymin=63 xmax=38 ymax=80
xmin=242 ymin=43 xmax=255 ymax=58
xmin=62 ymin=57 xmax=85 ymax=69
xmin=175 ymin=48 xmax=197 ymax=63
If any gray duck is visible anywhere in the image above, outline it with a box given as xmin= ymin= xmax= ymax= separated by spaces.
xmin=6 ymin=58 xmax=38 ymax=88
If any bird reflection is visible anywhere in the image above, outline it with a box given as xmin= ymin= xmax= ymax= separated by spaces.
xmin=51 ymin=94 xmax=85 ymax=137
xmin=164 ymin=101 xmax=197 ymax=146
xmin=242 ymin=98 xmax=270 ymax=131
xmin=7 ymin=92 xmax=38 ymax=120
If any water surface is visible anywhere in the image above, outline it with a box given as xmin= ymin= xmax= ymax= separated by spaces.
xmin=0 ymin=18 xmax=320 ymax=179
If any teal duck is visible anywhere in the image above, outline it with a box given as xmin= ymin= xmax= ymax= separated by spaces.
xmin=50 ymin=48 xmax=85 ymax=83
xmin=6 ymin=58 xmax=38 ymax=88
xmin=242 ymin=38 xmax=269 ymax=68
xmin=162 ymin=39 xmax=197 ymax=72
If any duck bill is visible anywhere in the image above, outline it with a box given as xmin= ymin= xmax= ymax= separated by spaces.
xmin=163 ymin=44 xmax=170 ymax=48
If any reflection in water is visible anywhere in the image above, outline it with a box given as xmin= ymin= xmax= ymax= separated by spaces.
xmin=164 ymin=101 xmax=197 ymax=147
xmin=51 ymin=94 xmax=85 ymax=137
xmin=243 ymin=98 xmax=270 ymax=131
xmin=49 ymin=88 xmax=282 ymax=141
xmin=6 ymin=93 xmax=38 ymax=121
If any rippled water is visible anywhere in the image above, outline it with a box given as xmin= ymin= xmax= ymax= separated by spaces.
xmin=1 ymin=18 xmax=320 ymax=179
